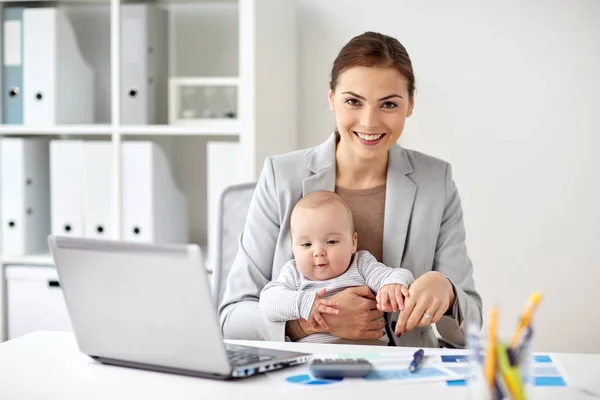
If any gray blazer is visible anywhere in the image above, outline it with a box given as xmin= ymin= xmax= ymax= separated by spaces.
xmin=219 ymin=133 xmax=482 ymax=348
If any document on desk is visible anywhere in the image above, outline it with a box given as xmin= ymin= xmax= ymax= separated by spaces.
xmin=273 ymin=352 xmax=463 ymax=388
xmin=441 ymin=353 xmax=571 ymax=387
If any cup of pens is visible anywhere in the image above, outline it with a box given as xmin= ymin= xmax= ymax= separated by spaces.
xmin=467 ymin=292 xmax=542 ymax=400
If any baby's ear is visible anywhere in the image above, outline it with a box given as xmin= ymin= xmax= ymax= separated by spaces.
xmin=352 ymin=232 xmax=358 ymax=253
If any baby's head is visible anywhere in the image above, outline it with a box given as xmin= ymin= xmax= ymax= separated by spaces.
xmin=290 ymin=191 xmax=358 ymax=281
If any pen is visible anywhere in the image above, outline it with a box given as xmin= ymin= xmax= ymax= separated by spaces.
xmin=408 ymin=349 xmax=424 ymax=373
xmin=512 ymin=327 xmax=533 ymax=366
xmin=511 ymin=292 xmax=542 ymax=348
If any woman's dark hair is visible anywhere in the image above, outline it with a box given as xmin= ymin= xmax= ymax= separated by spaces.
xmin=330 ymin=32 xmax=416 ymax=98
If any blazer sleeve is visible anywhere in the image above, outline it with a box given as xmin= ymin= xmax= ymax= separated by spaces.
xmin=434 ymin=163 xmax=483 ymax=347
xmin=218 ymin=157 xmax=287 ymax=341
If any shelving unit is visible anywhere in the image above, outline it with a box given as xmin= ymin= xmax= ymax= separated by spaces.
xmin=0 ymin=125 xmax=113 ymax=135
xmin=0 ymin=0 xmax=298 ymax=342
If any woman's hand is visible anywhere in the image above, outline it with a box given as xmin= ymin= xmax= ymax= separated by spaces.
xmin=394 ymin=271 xmax=455 ymax=336
xmin=321 ymin=286 xmax=386 ymax=340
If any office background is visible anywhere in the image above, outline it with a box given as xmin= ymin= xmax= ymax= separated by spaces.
xmin=297 ymin=0 xmax=600 ymax=353
xmin=1 ymin=0 xmax=599 ymax=354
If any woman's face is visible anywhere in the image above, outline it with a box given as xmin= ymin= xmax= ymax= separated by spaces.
xmin=328 ymin=66 xmax=414 ymax=161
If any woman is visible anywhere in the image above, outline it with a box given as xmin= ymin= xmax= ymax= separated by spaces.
xmin=218 ymin=31 xmax=482 ymax=348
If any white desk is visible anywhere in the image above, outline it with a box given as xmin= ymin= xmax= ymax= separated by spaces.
xmin=1 ymin=331 xmax=599 ymax=400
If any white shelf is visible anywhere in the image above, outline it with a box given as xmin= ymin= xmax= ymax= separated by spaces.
xmin=0 ymin=125 xmax=112 ymax=135
xmin=0 ymin=123 xmax=242 ymax=136
xmin=171 ymin=76 xmax=239 ymax=86
xmin=120 ymin=123 xmax=241 ymax=136
xmin=1 ymin=254 xmax=54 ymax=267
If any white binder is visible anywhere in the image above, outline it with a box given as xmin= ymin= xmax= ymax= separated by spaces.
xmin=23 ymin=7 xmax=94 ymax=125
xmin=122 ymin=141 xmax=188 ymax=243
xmin=206 ymin=142 xmax=243 ymax=271
xmin=1 ymin=138 xmax=51 ymax=256
xmin=82 ymin=141 xmax=116 ymax=239
xmin=50 ymin=140 xmax=85 ymax=237
xmin=121 ymin=4 xmax=168 ymax=124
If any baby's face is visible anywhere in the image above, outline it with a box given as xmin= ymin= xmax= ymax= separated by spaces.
xmin=290 ymin=203 xmax=357 ymax=281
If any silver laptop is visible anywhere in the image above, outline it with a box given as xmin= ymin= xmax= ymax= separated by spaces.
xmin=47 ymin=235 xmax=311 ymax=380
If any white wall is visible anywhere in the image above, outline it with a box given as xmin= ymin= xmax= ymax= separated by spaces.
xmin=296 ymin=0 xmax=600 ymax=353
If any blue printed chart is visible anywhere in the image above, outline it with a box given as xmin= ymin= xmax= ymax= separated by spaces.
xmin=441 ymin=354 xmax=570 ymax=387
xmin=286 ymin=375 xmax=344 ymax=385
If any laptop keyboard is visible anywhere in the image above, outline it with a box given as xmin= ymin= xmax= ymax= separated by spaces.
xmin=227 ymin=349 xmax=275 ymax=366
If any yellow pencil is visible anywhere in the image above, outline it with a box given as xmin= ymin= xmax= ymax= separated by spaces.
xmin=511 ymin=292 xmax=542 ymax=347
xmin=484 ymin=307 xmax=498 ymax=390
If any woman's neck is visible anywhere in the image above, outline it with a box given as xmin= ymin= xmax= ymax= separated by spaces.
xmin=335 ymin=142 xmax=388 ymax=190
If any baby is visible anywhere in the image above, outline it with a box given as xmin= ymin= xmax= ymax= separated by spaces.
xmin=259 ymin=190 xmax=414 ymax=345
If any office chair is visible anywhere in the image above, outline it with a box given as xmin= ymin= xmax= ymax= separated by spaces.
xmin=211 ymin=182 xmax=257 ymax=311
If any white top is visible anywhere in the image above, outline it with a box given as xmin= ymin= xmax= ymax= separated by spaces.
xmin=259 ymin=250 xmax=415 ymax=344
xmin=1 ymin=331 xmax=599 ymax=400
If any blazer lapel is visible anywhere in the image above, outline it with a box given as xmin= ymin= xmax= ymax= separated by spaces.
xmin=382 ymin=145 xmax=416 ymax=268
xmin=302 ymin=133 xmax=337 ymax=195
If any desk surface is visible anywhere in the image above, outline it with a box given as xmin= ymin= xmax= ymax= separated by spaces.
xmin=1 ymin=331 xmax=599 ymax=400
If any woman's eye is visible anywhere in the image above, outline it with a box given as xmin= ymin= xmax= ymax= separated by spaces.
xmin=382 ymin=101 xmax=397 ymax=109
xmin=345 ymin=98 xmax=360 ymax=106
xmin=327 ymin=240 xmax=339 ymax=245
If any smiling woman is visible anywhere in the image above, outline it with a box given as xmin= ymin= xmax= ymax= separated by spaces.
xmin=219 ymin=31 xmax=482 ymax=349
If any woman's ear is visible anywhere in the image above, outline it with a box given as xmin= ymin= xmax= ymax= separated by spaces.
xmin=406 ymin=96 xmax=415 ymax=117
xmin=328 ymin=87 xmax=335 ymax=111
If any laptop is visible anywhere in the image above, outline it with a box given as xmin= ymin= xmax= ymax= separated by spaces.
xmin=47 ymin=235 xmax=311 ymax=380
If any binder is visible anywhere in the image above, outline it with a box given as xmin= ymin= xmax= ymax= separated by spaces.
xmin=122 ymin=141 xmax=188 ymax=243
xmin=206 ymin=142 xmax=243 ymax=271
xmin=121 ymin=4 xmax=168 ymax=124
xmin=49 ymin=140 xmax=85 ymax=237
xmin=2 ymin=7 xmax=24 ymax=124
xmin=82 ymin=141 xmax=116 ymax=239
xmin=1 ymin=138 xmax=51 ymax=256
xmin=23 ymin=7 xmax=94 ymax=125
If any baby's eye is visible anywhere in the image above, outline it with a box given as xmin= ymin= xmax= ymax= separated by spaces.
xmin=382 ymin=101 xmax=397 ymax=109
xmin=301 ymin=243 xmax=312 ymax=248
xmin=327 ymin=240 xmax=339 ymax=245
xmin=345 ymin=98 xmax=360 ymax=106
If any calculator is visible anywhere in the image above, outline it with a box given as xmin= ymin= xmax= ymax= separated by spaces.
xmin=309 ymin=358 xmax=374 ymax=378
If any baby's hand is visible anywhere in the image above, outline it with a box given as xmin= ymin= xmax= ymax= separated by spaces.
xmin=308 ymin=288 xmax=339 ymax=330
xmin=376 ymin=284 xmax=409 ymax=313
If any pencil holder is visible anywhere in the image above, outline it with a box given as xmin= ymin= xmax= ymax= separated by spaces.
xmin=466 ymin=321 xmax=535 ymax=400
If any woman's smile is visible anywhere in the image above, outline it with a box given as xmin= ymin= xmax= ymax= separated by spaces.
xmin=353 ymin=131 xmax=386 ymax=146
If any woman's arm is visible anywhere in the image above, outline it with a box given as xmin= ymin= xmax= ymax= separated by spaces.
xmin=433 ymin=164 xmax=483 ymax=345
xmin=394 ymin=164 xmax=483 ymax=346
xmin=218 ymin=157 xmax=287 ymax=341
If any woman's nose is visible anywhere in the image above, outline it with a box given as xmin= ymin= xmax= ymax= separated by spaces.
xmin=360 ymin=107 xmax=381 ymax=130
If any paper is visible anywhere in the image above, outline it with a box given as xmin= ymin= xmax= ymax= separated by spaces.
xmin=275 ymin=352 xmax=462 ymax=388
xmin=441 ymin=353 xmax=570 ymax=387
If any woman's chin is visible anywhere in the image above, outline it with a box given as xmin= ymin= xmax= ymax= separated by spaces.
xmin=353 ymin=141 xmax=389 ymax=160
